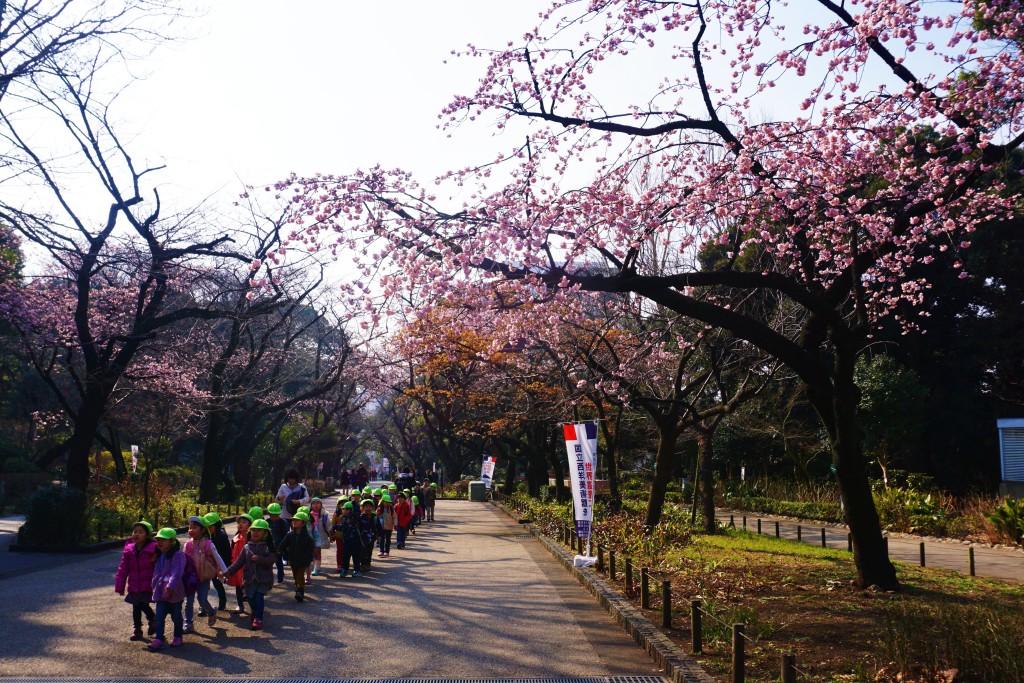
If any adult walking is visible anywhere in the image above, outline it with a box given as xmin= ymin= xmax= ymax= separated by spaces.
xmin=276 ymin=469 xmax=311 ymax=519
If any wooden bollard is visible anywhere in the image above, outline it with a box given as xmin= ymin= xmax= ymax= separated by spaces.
xmin=775 ymin=521 xmax=780 ymax=537
xmin=757 ymin=518 xmax=762 ymax=535
xmin=641 ymin=568 xmax=650 ymax=609
xmin=732 ymin=623 xmax=746 ymax=683
xmin=883 ymin=536 xmax=889 ymax=556
xmin=625 ymin=558 xmax=634 ymax=593
xmin=969 ymin=546 xmax=975 ymax=576
xmin=821 ymin=527 xmax=827 ymax=548
xmin=691 ymin=599 xmax=703 ymax=654
xmin=597 ymin=544 xmax=605 ymax=571
xmin=781 ymin=653 xmax=796 ymax=683
xmin=610 ymin=550 xmax=617 ymax=581
xmin=848 ymin=533 xmax=853 ymax=552
xmin=797 ymin=525 xmax=802 ymax=541
xmin=661 ymin=581 xmax=672 ymax=628
xmin=920 ymin=541 xmax=926 ymax=567
xmin=743 ymin=516 xmax=747 ymax=530
xmin=730 ymin=514 xmax=735 ymax=527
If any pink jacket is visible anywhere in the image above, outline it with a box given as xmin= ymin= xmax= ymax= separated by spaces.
xmin=114 ymin=540 xmax=157 ymax=594
xmin=184 ymin=537 xmax=227 ymax=581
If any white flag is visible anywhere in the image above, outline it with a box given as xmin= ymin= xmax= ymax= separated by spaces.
xmin=564 ymin=422 xmax=597 ymax=538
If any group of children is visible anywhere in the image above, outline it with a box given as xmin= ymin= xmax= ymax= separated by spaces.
xmin=113 ymin=482 xmax=439 ymax=650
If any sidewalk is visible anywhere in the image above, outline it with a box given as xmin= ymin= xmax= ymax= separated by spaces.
xmin=716 ymin=508 xmax=1024 ymax=583
xmin=0 ymin=499 xmax=662 ymax=678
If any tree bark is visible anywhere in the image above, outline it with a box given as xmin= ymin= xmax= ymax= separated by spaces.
xmin=645 ymin=417 xmax=679 ymax=528
xmin=697 ymin=428 xmax=717 ymax=534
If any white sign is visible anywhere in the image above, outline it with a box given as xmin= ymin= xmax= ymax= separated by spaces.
xmin=480 ymin=456 xmax=496 ymax=490
xmin=564 ymin=422 xmax=597 ymax=539
xmin=382 ymin=457 xmax=390 ymax=477
xmin=131 ymin=445 xmax=139 ymax=474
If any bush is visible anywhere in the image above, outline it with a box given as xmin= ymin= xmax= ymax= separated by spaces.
xmin=1 ymin=456 xmax=41 ymax=473
xmin=724 ymin=495 xmax=844 ymax=523
xmin=988 ymin=497 xmax=1024 ymax=546
xmin=873 ymin=485 xmax=949 ymax=536
xmin=18 ymin=484 xmax=88 ymax=546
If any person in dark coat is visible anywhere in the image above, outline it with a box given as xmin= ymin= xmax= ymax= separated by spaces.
xmin=278 ymin=511 xmax=315 ymax=601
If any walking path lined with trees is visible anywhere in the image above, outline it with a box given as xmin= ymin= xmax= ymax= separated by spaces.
xmin=0 ymin=499 xmax=662 ymax=679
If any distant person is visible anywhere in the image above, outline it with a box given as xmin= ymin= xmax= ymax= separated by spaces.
xmin=339 ymin=468 xmax=351 ymax=494
xmin=276 ymin=469 xmax=310 ymax=519
xmin=397 ymin=466 xmax=415 ymax=492
xmin=376 ymin=494 xmax=397 ymax=557
xmin=114 ymin=520 xmax=157 ymax=641
xmin=424 ymin=482 xmax=438 ymax=522
xmin=355 ymin=463 xmax=370 ymax=490
xmin=394 ymin=491 xmax=412 ymax=549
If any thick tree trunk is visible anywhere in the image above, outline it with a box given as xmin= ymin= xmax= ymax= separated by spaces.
xmin=65 ymin=383 xmax=109 ymax=494
xmin=808 ymin=345 xmax=898 ymax=589
xmin=697 ymin=428 xmax=716 ymax=534
xmin=645 ymin=418 xmax=679 ymax=528
xmin=502 ymin=455 xmax=517 ymax=494
xmin=198 ymin=412 xmax=231 ymax=502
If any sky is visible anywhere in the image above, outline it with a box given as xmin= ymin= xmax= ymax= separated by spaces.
xmin=121 ymin=0 xmax=553 ymax=213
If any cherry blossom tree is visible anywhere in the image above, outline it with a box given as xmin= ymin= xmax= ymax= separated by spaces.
xmin=279 ymin=2 xmax=1023 ymax=587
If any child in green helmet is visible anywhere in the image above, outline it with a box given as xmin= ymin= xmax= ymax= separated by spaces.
xmin=224 ymin=518 xmax=277 ymax=631
xmin=149 ymin=528 xmax=187 ymax=649
xmin=425 ymin=482 xmax=438 ymax=522
xmin=114 ymin=520 xmax=157 ymax=641
xmin=267 ymin=503 xmax=288 ymax=584
xmin=331 ymin=501 xmax=363 ymax=577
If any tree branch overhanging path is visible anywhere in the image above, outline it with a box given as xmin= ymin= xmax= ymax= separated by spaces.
xmin=278 ymin=1 xmax=1024 ymax=589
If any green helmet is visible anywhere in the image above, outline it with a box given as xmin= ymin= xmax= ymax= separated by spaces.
xmin=155 ymin=527 xmax=176 ymax=540
xmin=251 ymin=519 xmax=271 ymax=531
xmin=360 ymin=499 xmax=374 ymax=507
xmin=430 ymin=482 xmax=438 ymax=488
xmin=342 ymin=501 xmax=354 ymax=510
xmin=294 ymin=511 xmax=310 ymax=523
xmin=381 ymin=495 xmax=392 ymax=503
xmin=248 ymin=506 xmax=264 ymax=520
xmin=203 ymin=512 xmax=221 ymax=526
xmin=372 ymin=488 xmax=382 ymax=496
xmin=388 ymin=484 xmax=397 ymax=491
xmin=237 ymin=514 xmax=253 ymax=524
xmin=297 ymin=506 xmax=311 ymax=516
xmin=412 ymin=496 xmax=419 ymax=505
xmin=404 ymin=489 xmax=411 ymax=494
xmin=362 ymin=487 xmax=372 ymax=494
xmin=266 ymin=503 xmax=282 ymax=515
xmin=311 ymin=497 xmax=322 ymax=503
xmin=133 ymin=520 xmax=154 ymax=534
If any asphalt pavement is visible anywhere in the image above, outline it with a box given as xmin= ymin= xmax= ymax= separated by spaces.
xmin=716 ymin=508 xmax=1024 ymax=583
xmin=0 ymin=499 xmax=661 ymax=678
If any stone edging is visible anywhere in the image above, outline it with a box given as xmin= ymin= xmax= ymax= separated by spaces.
xmin=492 ymin=501 xmax=715 ymax=683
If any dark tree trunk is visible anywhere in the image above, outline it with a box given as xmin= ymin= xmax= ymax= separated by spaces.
xmin=502 ymin=454 xmax=517 ymax=494
xmin=645 ymin=417 xmax=679 ymax=528
xmin=697 ymin=428 xmax=716 ymax=534
xmin=65 ymin=382 xmax=110 ymax=494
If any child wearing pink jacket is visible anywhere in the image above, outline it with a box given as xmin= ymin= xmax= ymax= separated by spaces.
xmin=114 ymin=521 xmax=158 ymax=641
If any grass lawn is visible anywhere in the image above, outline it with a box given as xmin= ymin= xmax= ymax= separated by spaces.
xmin=611 ymin=529 xmax=1024 ymax=682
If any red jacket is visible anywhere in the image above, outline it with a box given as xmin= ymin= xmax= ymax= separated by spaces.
xmin=226 ymin=533 xmax=247 ymax=588
xmin=114 ymin=540 xmax=157 ymax=594
xmin=395 ymin=500 xmax=413 ymax=527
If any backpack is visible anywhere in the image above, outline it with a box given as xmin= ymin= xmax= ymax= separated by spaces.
xmin=182 ymin=551 xmax=201 ymax=596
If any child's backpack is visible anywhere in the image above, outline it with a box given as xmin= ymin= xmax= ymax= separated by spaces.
xmin=181 ymin=551 xmax=200 ymax=596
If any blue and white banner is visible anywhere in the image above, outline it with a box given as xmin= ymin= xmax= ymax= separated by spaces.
xmin=564 ymin=422 xmax=597 ymax=539
xmin=480 ymin=456 xmax=496 ymax=490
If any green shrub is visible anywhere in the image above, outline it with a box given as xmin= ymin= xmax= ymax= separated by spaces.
xmin=988 ymin=498 xmax=1023 ymax=545
xmin=873 ymin=485 xmax=948 ymax=536
xmin=18 ymin=484 xmax=88 ymax=546
xmin=725 ymin=496 xmax=844 ymax=523
xmin=1 ymin=456 xmax=41 ymax=473
xmin=881 ymin=598 xmax=1024 ymax=682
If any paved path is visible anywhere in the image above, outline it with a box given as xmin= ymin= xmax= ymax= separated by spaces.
xmin=716 ymin=509 xmax=1023 ymax=583
xmin=0 ymin=500 xmax=661 ymax=678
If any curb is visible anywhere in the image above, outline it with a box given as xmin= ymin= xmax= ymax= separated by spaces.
xmin=493 ymin=501 xmax=715 ymax=683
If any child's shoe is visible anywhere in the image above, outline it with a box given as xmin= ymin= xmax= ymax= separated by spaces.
xmin=169 ymin=637 xmax=183 ymax=647
xmin=352 ymin=570 xmax=362 ymax=577
xmin=294 ymin=591 xmax=303 ymax=602
xmin=251 ymin=618 xmax=263 ymax=630
xmin=207 ymin=610 xmax=217 ymax=627
xmin=339 ymin=569 xmax=348 ymax=577
xmin=218 ymin=600 xmax=227 ymax=611
xmin=147 ymin=638 xmax=165 ymax=650
xmin=182 ymin=622 xmax=193 ymax=634
xmin=130 ymin=629 xmax=146 ymax=642
xmin=311 ymin=568 xmax=320 ymax=576
xmin=146 ymin=619 xmax=155 ymax=636
xmin=378 ymin=552 xmax=385 ymax=558
xmin=197 ymin=608 xmax=206 ymax=617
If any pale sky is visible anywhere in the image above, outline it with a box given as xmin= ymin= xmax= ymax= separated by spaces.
xmin=122 ymin=1 xmax=552 ymax=213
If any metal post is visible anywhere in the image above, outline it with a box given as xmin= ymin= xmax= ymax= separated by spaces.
xmin=781 ymin=654 xmax=796 ymax=683
xmin=661 ymin=581 xmax=672 ymax=628
xmin=732 ymin=623 xmax=746 ymax=683
xmin=641 ymin=568 xmax=650 ymax=609
xmin=610 ymin=550 xmax=617 ymax=581
xmin=969 ymin=546 xmax=975 ymax=576
xmin=691 ymin=599 xmax=703 ymax=654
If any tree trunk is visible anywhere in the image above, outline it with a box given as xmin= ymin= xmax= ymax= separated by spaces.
xmin=697 ymin=428 xmax=716 ymax=534
xmin=65 ymin=384 xmax=108 ymax=494
xmin=645 ymin=418 xmax=679 ymax=528
xmin=811 ymin=346 xmax=899 ymax=589
xmin=502 ymin=455 xmax=517 ymax=494
xmin=198 ymin=412 xmax=231 ymax=502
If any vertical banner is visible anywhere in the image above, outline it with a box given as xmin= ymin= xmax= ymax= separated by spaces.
xmin=131 ymin=445 xmax=139 ymax=474
xmin=564 ymin=421 xmax=597 ymax=539
xmin=480 ymin=456 xmax=496 ymax=490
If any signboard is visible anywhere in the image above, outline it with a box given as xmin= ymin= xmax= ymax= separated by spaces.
xmin=480 ymin=456 xmax=496 ymax=490
xmin=564 ymin=422 xmax=597 ymax=539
